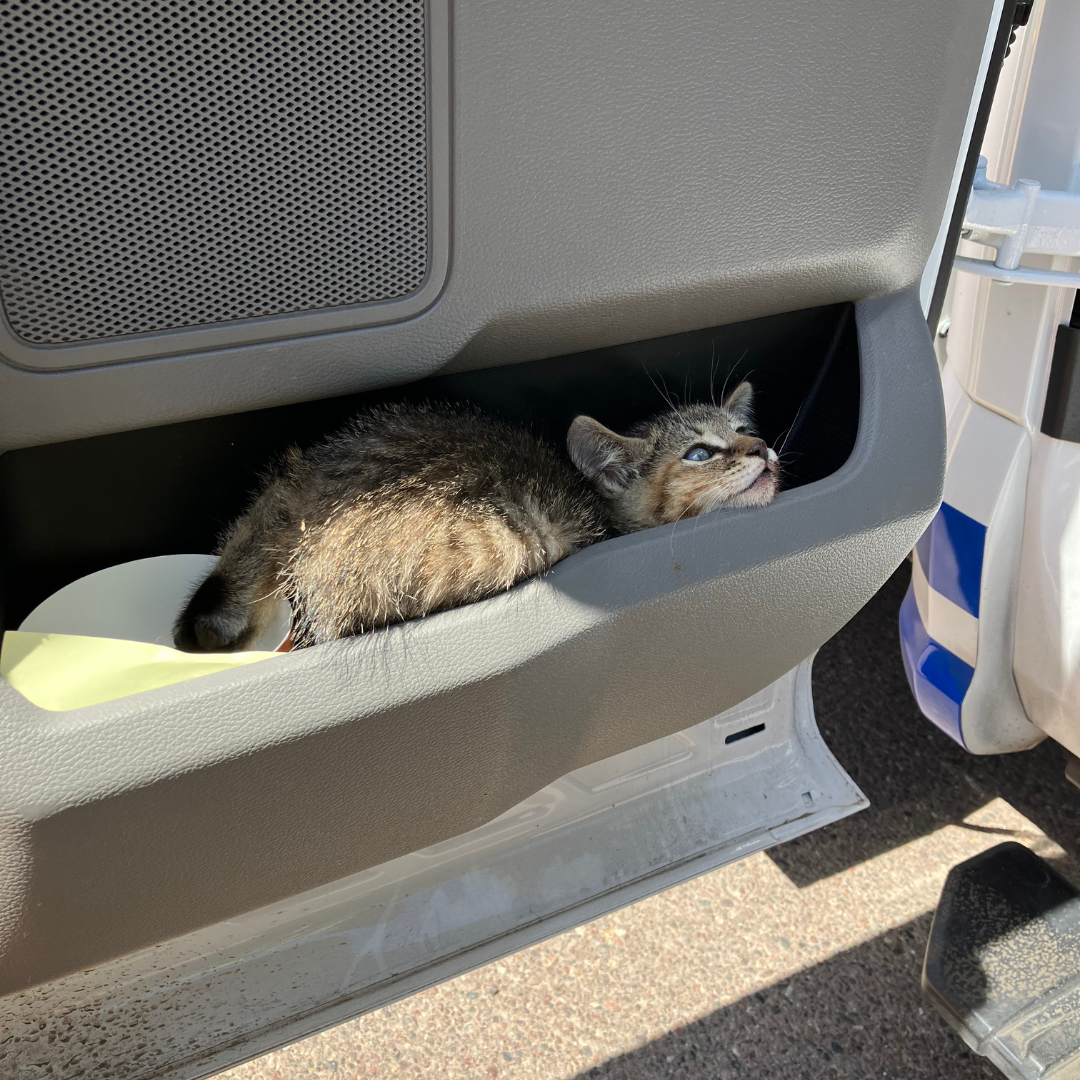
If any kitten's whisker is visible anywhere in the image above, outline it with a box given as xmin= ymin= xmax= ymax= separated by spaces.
xmin=644 ymin=367 xmax=677 ymax=411
xmin=658 ymin=371 xmax=678 ymax=411
xmin=770 ymin=424 xmax=794 ymax=452
xmin=719 ymin=361 xmax=735 ymax=404
xmin=248 ymin=586 xmax=285 ymax=607
xmin=668 ymin=497 xmax=703 ymax=554
xmin=668 ymin=488 xmax=713 ymax=552
xmin=778 ymin=399 xmax=807 ymax=455
xmin=719 ymin=348 xmax=749 ymax=404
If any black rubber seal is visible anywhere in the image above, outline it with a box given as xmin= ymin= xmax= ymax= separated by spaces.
xmin=1041 ymin=324 xmax=1080 ymax=442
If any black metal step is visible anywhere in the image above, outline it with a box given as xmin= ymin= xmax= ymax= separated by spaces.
xmin=923 ymin=842 xmax=1080 ymax=1079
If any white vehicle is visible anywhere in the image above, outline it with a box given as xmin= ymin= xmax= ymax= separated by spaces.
xmin=903 ymin=5 xmax=1080 ymax=1076
xmin=902 ymin=0 xmax=1080 ymax=772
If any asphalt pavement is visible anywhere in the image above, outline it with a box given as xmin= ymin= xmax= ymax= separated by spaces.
xmin=215 ymin=565 xmax=1080 ymax=1080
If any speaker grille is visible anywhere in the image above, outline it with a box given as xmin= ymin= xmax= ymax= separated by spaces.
xmin=1 ymin=0 xmax=429 ymax=346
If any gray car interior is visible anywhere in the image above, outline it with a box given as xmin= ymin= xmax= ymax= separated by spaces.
xmin=0 ymin=0 xmax=992 ymax=1021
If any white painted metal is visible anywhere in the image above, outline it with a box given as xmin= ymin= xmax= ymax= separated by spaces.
xmin=963 ymin=162 xmax=1080 ymax=265
xmin=1007 ymin=0 xmax=1080 ymax=754
xmin=918 ymin=365 xmax=1042 ymax=752
xmin=911 ymin=546 xmax=979 ymax=669
xmin=953 ymin=157 xmax=1080 ymax=286
xmin=1015 ymin=433 xmax=1080 ymax=757
xmin=935 ymin=0 xmax=1080 ymax=756
xmin=953 ymin=255 xmax=1080 ymax=288
xmin=946 ymin=273 xmax=1066 ymax=429
xmin=0 ymin=659 xmax=865 ymax=1080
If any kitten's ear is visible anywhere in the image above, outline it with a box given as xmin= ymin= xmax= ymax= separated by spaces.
xmin=723 ymin=380 xmax=754 ymax=425
xmin=567 ymin=416 xmax=649 ymax=496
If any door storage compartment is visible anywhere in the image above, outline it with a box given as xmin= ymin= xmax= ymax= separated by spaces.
xmin=1 ymin=302 xmax=859 ymax=628
xmin=0 ymin=289 xmax=942 ymax=992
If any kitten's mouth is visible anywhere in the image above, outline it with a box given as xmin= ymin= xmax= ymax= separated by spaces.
xmin=740 ymin=459 xmax=779 ymax=494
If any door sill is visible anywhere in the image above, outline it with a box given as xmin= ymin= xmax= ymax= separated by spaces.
xmin=2 ymin=656 xmax=866 ymax=1080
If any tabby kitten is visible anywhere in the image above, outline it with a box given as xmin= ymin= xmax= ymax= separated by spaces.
xmin=174 ymin=382 xmax=777 ymax=651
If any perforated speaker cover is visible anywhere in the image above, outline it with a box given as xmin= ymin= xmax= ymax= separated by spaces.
xmin=1 ymin=0 xmax=429 ymax=346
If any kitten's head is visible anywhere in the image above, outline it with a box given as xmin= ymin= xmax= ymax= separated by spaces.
xmin=567 ymin=381 xmax=779 ymax=532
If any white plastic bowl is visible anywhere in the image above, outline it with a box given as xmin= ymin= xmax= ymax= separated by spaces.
xmin=18 ymin=554 xmax=293 ymax=652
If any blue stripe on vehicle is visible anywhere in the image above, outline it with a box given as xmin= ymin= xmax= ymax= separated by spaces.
xmin=899 ymin=583 xmax=972 ymax=748
xmin=918 ymin=502 xmax=986 ymax=618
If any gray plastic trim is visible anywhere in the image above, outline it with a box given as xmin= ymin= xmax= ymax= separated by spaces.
xmin=0 ymin=0 xmax=996 ymax=450
xmin=0 ymin=659 xmax=866 ymax=1080
xmin=0 ymin=0 xmax=451 ymax=372
xmin=0 ymin=289 xmax=944 ymax=994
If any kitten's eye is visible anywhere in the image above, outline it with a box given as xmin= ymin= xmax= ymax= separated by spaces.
xmin=683 ymin=446 xmax=713 ymax=462
xmin=732 ymin=423 xmax=746 ymax=432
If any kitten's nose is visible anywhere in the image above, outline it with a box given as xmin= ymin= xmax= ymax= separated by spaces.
xmin=748 ymin=438 xmax=769 ymax=461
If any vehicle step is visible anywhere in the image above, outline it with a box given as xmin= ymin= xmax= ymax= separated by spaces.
xmin=924 ymin=842 xmax=1080 ymax=1080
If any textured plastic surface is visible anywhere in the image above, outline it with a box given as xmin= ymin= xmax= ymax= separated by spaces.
xmin=923 ymin=842 xmax=1080 ymax=1080
xmin=0 ymin=0 xmax=995 ymax=441
xmin=0 ymin=0 xmax=430 ymax=345
xmin=0 ymin=290 xmax=943 ymax=995
xmin=0 ymin=659 xmax=867 ymax=1080
xmin=0 ymin=0 xmax=450 ymax=368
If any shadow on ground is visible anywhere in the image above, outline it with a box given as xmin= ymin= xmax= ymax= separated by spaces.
xmin=571 ymin=563 xmax=1079 ymax=1080
xmin=770 ymin=563 xmax=1080 ymax=888
xmin=573 ymin=915 xmax=995 ymax=1080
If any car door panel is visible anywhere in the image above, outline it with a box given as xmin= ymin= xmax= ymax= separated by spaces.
xmin=1 ymin=659 xmax=866 ymax=1080
xmin=0 ymin=0 xmax=993 ymax=446
xmin=0 ymin=0 xmax=998 ymax=1071
xmin=0 ymin=289 xmax=940 ymax=996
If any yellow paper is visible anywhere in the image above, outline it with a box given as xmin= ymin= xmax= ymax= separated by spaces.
xmin=0 ymin=631 xmax=281 ymax=711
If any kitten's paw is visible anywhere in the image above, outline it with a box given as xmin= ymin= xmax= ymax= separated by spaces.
xmin=173 ymin=573 xmax=252 ymax=652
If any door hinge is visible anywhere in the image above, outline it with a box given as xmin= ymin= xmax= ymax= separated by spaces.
xmin=954 ymin=157 xmax=1080 ymax=288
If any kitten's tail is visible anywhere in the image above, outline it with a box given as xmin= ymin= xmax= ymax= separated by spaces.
xmin=174 ymin=476 xmax=293 ymax=653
